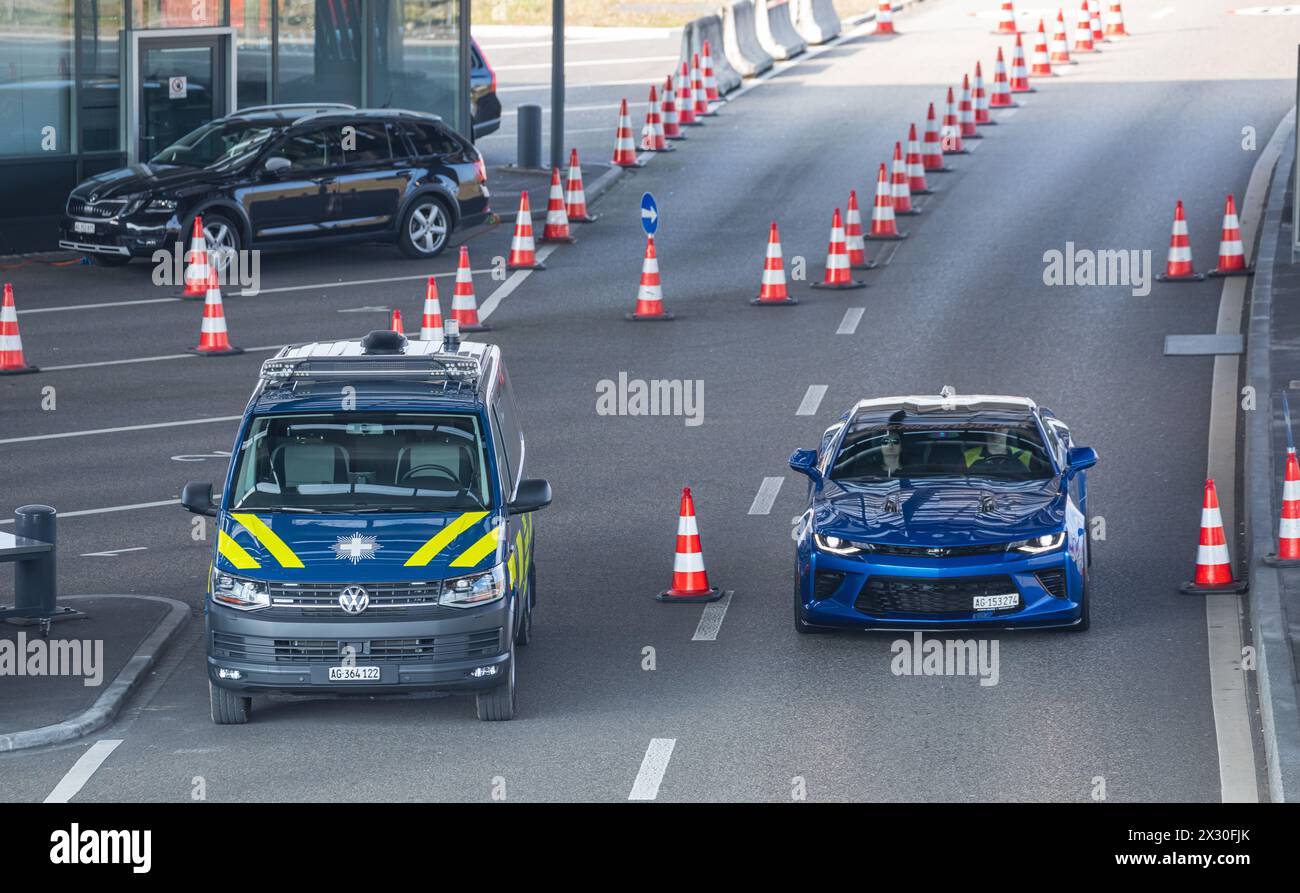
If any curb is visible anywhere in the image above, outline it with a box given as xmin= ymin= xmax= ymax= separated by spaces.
xmin=1245 ymin=115 xmax=1300 ymax=803
xmin=0 ymin=594 xmax=192 ymax=753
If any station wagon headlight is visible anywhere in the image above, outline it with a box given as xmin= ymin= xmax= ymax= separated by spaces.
xmin=440 ymin=564 xmax=506 ymax=608
xmin=814 ymin=533 xmax=871 ymax=556
xmin=1010 ymin=532 xmax=1066 ymax=554
xmin=210 ymin=569 xmax=271 ymax=611
xmin=143 ymin=197 xmax=178 ymax=214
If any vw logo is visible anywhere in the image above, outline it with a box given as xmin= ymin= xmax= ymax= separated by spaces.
xmin=338 ymin=586 xmax=369 ymax=615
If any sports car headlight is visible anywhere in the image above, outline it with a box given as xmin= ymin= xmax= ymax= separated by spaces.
xmin=440 ymin=564 xmax=506 ymax=608
xmin=210 ymin=569 xmax=270 ymax=611
xmin=814 ymin=533 xmax=872 ymax=556
xmin=1010 ymin=532 xmax=1067 ymax=554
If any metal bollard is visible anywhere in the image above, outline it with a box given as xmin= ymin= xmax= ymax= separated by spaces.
xmin=517 ymin=104 xmax=543 ymax=170
xmin=14 ymin=505 xmax=55 ymax=616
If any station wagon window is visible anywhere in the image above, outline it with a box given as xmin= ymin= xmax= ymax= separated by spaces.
xmin=278 ymin=126 xmax=340 ymax=170
xmin=342 ymin=122 xmax=392 ymax=165
xmin=403 ymin=121 xmax=461 ymax=158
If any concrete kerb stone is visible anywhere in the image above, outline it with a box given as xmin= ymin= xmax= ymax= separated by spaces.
xmin=680 ymin=14 xmax=743 ymax=96
xmin=723 ymin=0 xmax=775 ymax=79
xmin=791 ymin=0 xmax=842 ymax=45
xmin=755 ymin=0 xmax=808 ymax=61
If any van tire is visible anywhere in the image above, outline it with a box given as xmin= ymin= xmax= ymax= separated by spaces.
xmin=210 ymin=681 xmax=251 ymax=724
xmin=475 ymin=643 xmax=516 ymax=721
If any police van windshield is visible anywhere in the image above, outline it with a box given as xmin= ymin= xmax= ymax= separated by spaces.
xmin=832 ymin=422 xmax=1055 ymax=481
xmin=228 ymin=412 xmax=494 ymax=513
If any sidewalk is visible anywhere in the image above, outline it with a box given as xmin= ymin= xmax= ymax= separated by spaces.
xmin=0 ymin=594 xmax=190 ymax=751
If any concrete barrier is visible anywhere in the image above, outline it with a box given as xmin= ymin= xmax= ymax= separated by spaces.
xmin=723 ymin=0 xmax=775 ymax=78
xmin=791 ymin=0 xmax=841 ymax=44
xmin=680 ymin=14 xmax=743 ymax=95
xmin=754 ymin=0 xmax=807 ymax=61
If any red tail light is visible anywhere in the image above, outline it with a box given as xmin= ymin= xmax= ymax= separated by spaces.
xmin=474 ymin=158 xmax=488 ymax=184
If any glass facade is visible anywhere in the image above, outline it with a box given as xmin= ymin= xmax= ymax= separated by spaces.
xmin=276 ymin=0 xmax=364 ymax=106
xmin=78 ymin=0 xmax=125 ymax=152
xmin=232 ymin=0 xmax=272 ymax=109
xmin=373 ymin=0 xmax=461 ymax=133
xmin=0 ymin=1 xmax=75 ymax=156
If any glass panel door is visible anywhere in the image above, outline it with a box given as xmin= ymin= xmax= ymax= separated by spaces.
xmin=138 ymin=37 xmax=225 ymax=161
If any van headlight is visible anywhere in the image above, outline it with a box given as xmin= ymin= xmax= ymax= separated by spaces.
xmin=210 ymin=569 xmax=270 ymax=611
xmin=440 ymin=564 xmax=506 ymax=608
xmin=1010 ymin=532 xmax=1066 ymax=554
xmin=814 ymin=533 xmax=871 ymax=556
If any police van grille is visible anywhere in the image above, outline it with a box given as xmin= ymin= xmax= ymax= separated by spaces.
xmin=211 ymin=629 xmax=502 ymax=664
xmin=263 ymin=581 xmax=454 ymax=618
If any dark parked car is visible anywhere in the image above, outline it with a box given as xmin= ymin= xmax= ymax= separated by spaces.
xmin=471 ymin=39 xmax=502 ymax=139
xmin=60 ymin=104 xmax=491 ymax=267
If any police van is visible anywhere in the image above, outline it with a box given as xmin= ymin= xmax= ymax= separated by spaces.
xmin=181 ymin=327 xmax=550 ymax=723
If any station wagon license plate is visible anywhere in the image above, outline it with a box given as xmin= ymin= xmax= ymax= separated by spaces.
xmin=327 ymin=665 xmax=380 ymax=682
xmin=972 ymin=593 xmax=1018 ymax=610
xmin=73 ymin=221 xmax=96 ymax=234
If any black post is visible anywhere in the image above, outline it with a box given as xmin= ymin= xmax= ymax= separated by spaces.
xmin=14 ymin=505 xmax=55 ymax=616
xmin=518 ymin=104 xmax=543 ymax=169
xmin=550 ymin=0 xmax=564 ymax=171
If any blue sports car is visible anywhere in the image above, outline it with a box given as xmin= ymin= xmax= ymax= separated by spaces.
xmin=790 ymin=395 xmax=1097 ymax=632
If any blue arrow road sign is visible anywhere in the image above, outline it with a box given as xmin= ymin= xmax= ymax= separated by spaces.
xmin=640 ymin=193 xmax=659 ymax=235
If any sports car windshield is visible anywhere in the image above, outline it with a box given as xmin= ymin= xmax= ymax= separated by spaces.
xmin=831 ymin=422 xmax=1055 ymax=481
xmin=150 ymin=121 xmax=279 ymax=168
xmin=228 ymin=412 xmax=495 ymax=513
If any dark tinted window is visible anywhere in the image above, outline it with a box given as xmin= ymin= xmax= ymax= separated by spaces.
xmin=491 ymin=365 xmax=524 ymax=494
xmin=278 ymin=127 xmax=340 ymax=170
xmin=832 ymin=421 xmax=1054 ymax=481
xmin=342 ymin=122 xmax=392 ymax=164
xmin=404 ymin=122 xmax=461 ymax=158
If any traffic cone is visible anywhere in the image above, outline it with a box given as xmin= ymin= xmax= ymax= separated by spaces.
xmin=973 ymin=62 xmax=995 ymax=124
xmin=1073 ymin=1 xmax=1096 ymax=51
xmin=891 ymin=142 xmax=918 ymax=215
xmin=627 ymin=235 xmax=673 ymax=320
xmin=640 ymin=84 xmax=672 ymax=152
xmin=656 ymin=488 xmax=724 ymax=603
xmin=701 ymin=40 xmax=721 ymax=101
xmin=390 ymin=308 xmax=404 ymax=334
xmin=692 ymin=53 xmax=713 ymax=117
xmin=1156 ymin=200 xmax=1206 ymax=282
xmin=941 ymin=87 xmax=967 ymax=154
xmin=566 ymin=148 xmax=596 ymax=222
xmin=990 ymin=47 xmax=1019 ymax=107
xmin=867 ymin=163 xmax=908 ymax=240
xmin=1089 ymin=0 xmax=1105 ymax=43
xmin=507 ymin=191 xmax=545 ymax=269
xmin=1050 ymin=10 xmax=1073 ymax=63
xmin=923 ymin=102 xmax=952 ymax=171
xmin=541 ymin=167 xmax=576 ymax=243
xmin=906 ymin=123 xmax=932 ymax=194
xmin=677 ymin=63 xmax=699 ymax=126
xmin=752 ymin=221 xmax=797 ymax=305
xmin=959 ymin=74 xmax=979 ymax=138
xmin=182 ymin=215 xmax=210 ymax=298
xmin=875 ymin=1 xmax=896 ymax=34
xmin=420 ymin=276 xmax=444 ymax=343
xmin=1104 ymin=0 xmax=1127 ymax=36
xmin=1274 ymin=450 xmax=1300 ymax=561
xmin=190 ymin=272 xmax=242 ymax=356
xmin=452 ymin=245 xmax=490 ymax=332
xmin=991 ymin=0 xmax=1018 ymax=34
xmin=0 ymin=283 xmax=37 ymax=374
xmin=1209 ymin=194 xmax=1252 ymax=277
xmin=844 ymin=190 xmax=875 ymax=270
xmin=1180 ymin=479 xmax=1247 ymax=593
xmin=611 ymin=98 xmax=642 ymax=167
xmin=811 ymin=208 xmax=867 ymax=290
xmin=661 ymin=75 xmax=684 ymax=140
xmin=1030 ymin=20 xmax=1054 ymax=76
xmin=1009 ymin=33 xmax=1034 ymax=92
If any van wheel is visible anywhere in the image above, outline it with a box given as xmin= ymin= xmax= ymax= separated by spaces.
xmin=475 ymin=643 xmax=516 ymax=721
xmin=209 ymin=680 xmax=251 ymax=724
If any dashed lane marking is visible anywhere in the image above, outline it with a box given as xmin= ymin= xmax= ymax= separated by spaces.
xmin=0 ymin=415 xmax=243 ymax=445
xmin=479 ymin=244 xmax=559 ymax=320
xmin=797 ymin=385 xmax=828 ymax=416
xmin=0 ymin=500 xmax=179 ymax=526
xmin=748 ymin=477 xmax=784 ymax=515
xmin=19 ymin=297 xmax=181 ymax=315
xmin=628 ymin=738 xmax=676 ymax=801
xmin=492 ymin=55 xmax=677 ymax=72
xmin=238 ymin=267 xmax=495 ymax=297
xmin=80 ymin=546 xmax=148 ymax=557
xmin=692 ymin=591 xmax=733 ymax=641
xmin=44 ymin=739 xmax=122 ymax=803
xmin=837 ymin=308 xmax=865 ymax=335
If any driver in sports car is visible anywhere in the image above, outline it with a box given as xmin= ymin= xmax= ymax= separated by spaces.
xmin=964 ymin=430 xmax=1031 ymax=471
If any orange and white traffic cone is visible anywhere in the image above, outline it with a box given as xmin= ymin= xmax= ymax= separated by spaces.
xmin=990 ymin=46 xmax=1019 ymax=107
xmin=182 ymin=215 xmax=210 ymax=299
xmin=1050 ymin=10 xmax=1073 ymax=63
xmin=1089 ymin=0 xmax=1105 ymax=44
xmin=811 ymin=208 xmax=867 ymax=290
xmin=661 ymin=75 xmax=684 ymax=140
xmin=867 ymin=163 xmax=908 ymax=240
xmin=844 ymin=189 xmax=875 ymax=270
xmin=452 ymin=245 xmax=490 ymax=332
xmin=692 ymin=53 xmax=713 ymax=117
xmin=1181 ymin=479 xmax=1247 ymax=593
xmin=875 ymin=1 xmax=896 ymax=34
xmin=640 ymin=84 xmax=672 ymax=152
xmin=420 ymin=276 xmax=444 ymax=343
xmin=1274 ymin=450 xmax=1300 ymax=561
xmin=390 ymin=308 xmax=405 ymax=334
xmin=906 ymin=123 xmax=933 ymax=194
xmin=0 ymin=283 xmax=37 ymax=374
xmin=701 ymin=41 xmax=721 ymax=101
xmin=1073 ymin=1 xmax=1096 ymax=52
xmin=1209 ymin=194 xmax=1251 ymax=277
xmin=565 ymin=148 xmax=596 ymax=223
xmin=541 ymin=167 xmax=576 ymax=244
xmin=991 ymin=0 xmax=1019 ymax=34
xmin=1010 ymin=33 xmax=1035 ymax=91
xmin=891 ymin=142 xmax=918 ymax=215
xmin=677 ymin=63 xmax=699 ymax=126
xmin=973 ymin=62 xmax=995 ymax=125
xmin=507 ymin=191 xmax=546 ymax=269
xmin=1104 ymin=0 xmax=1127 ymax=36
xmin=627 ymin=235 xmax=673 ymax=320
xmin=656 ymin=487 xmax=723 ymax=603
xmin=922 ymin=102 xmax=952 ymax=171
xmin=1156 ymin=200 xmax=1206 ymax=282
xmin=1030 ymin=20 xmax=1054 ymax=76
xmin=752 ymin=221 xmax=797 ymax=306
xmin=959 ymin=74 xmax=979 ymax=138
xmin=612 ymin=98 xmax=642 ymax=167
xmin=941 ymin=87 xmax=967 ymax=154
xmin=191 ymin=271 xmax=242 ymax=356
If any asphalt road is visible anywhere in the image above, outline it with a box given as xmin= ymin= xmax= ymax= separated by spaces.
xmin=1 ymin=0 xmax=1296 ymax=802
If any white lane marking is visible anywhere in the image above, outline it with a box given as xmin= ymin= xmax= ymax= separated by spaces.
xmin=1207 ymin=594 xmax=1257 ymax=801
xmin=238 ymin=266 xmax=495 ymax=297
xmin=44 ymin=739 xmax=122 ymax=803
xmin=628 ymin=738 xmax=676 ymax=800
xmin=493 ymin=55 xmax=677 ymax=72
xmin=496 ymin=79 xmax=670 ymax=94
xmin=1151 ymin=6 xmax=1174 ymax=18
xmin=81 ymin=546 xmax=148 ymax=557
xmin=837 ymin=308 xmax=865 ymax=335
xmin=797 ymin=385 xmax=828 ymax=416
xmin=479 ymin=126 xmax=623 ymax=140
xmin=692 ymin=591 xmax=733 ymax=641
xmin=749 ymin=476 xmax=784 ymax=515
xmin=1 ymin=500 xmax=179 ymax=526
xmin=502 ymin=102 xmax=623 ymax=117
xmin=998 ymin=107 xmax=1020 ymax=118
xmin=479 ymin=244 xmax=559 ymax=320
xmin=41 ymin=345 xmax=281 ymax=372
xmin=0 ymin=415 xmax=242 ymax=445
xmin=19 ymin=297 xmax=181 ymax=316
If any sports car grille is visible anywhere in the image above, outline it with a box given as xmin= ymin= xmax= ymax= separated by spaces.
xmin=813 ymin=570 xmax=845 ymax=601
xmin=854 ymin=575 xmax=1021 ymax=615
xmin=211 ymin=629 xmax=502 ymax=664
xmin=868 ymin=542 xmax=1009 ymax=558
xmin=67 ymin=197 xmax=127 ymax=219
xmin=263 ymin=581 xmax=453 ymax=619
xmin=1035 ymin=569 xmax=1067 ymax=598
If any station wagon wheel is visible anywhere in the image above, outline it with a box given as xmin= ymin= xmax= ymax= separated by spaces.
xmin=400 ymin=198 xmax=451 ymax=259
xmin=201 ymin=214 xmax=240 ymax=275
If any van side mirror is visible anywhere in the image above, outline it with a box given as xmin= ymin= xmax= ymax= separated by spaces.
xmin=789 ymin=448 xmax=822 ymax=482
xmin=181 ymin=481 xmax=219 ymax=517
xmin=1065 ymin=446 xmax=1098 ymax=475
xmin=508 ymin=478 xmax=552 ymax=515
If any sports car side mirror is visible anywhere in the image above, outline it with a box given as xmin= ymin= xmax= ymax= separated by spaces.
xmin=789 ymin=449 xmax=822 ymax=482
xmin=1065 ymin=446 xmax=1098 ymax=475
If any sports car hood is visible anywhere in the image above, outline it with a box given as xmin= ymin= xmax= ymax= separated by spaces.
xmin=216 ymin=510 xmax=505 ymax=583
xmin=815 ymin=477 xmax=1065 ymax=547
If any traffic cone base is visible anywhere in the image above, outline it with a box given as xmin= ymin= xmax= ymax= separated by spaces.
xmin=654 ymin=586 xmax=723 ymax=603
xmin=1156 ymin=271 xmax=1206 ymax=282
xmin=0 ymin=365 xmax=38 ymax=375
xmin=810 ymin=280 xmax=868 ymax=291
xmin=541 ymin=234 xmax=576 ymax=244
xmin=188 ymin=345 xmax=244 ymax=357
xmin=1208 ymin=266 xmax=1252 ymax=278
xmin=865 ymin=230 xmax=909 ymax=241
xmin=751 ymin=296 xmax=799 ymax=305
xmin=627 ymin=311 xmax=676 ymax=321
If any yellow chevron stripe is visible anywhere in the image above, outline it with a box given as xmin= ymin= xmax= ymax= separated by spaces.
xmin=218 ymin=530 xmax=260 ymax=570
xmin=405 ymin=511 xmax=488 ymax=567
xmin=449 ymin=523 xmax=502 ymax=568
xmin=230 ymin=512 xmax=304 ymax=568
xmin=508 ymin=550 xmax=517 ymax=586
